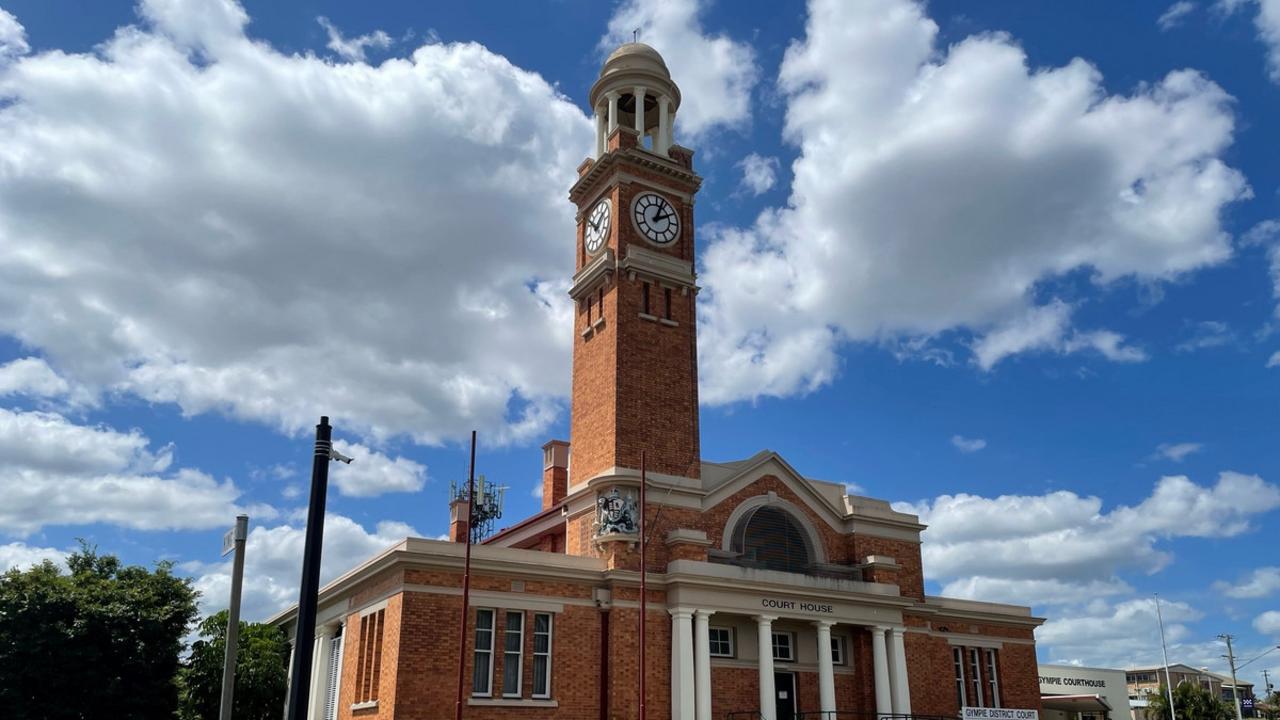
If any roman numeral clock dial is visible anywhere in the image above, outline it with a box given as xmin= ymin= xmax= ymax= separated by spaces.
xmin=632 ymin=192 xmax=680 ymax=246
xmin=584 ymin=198 xmax=611 ymax=255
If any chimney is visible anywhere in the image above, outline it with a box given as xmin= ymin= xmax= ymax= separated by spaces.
xmin=541 ymin=440 xmax=570 ymax=511
xmin=448 ymin=497 xmax=470 ymax=543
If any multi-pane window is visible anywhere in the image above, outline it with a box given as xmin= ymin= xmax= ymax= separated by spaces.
xmin=771 ymin=631 xmax=795 ymax=662
xmin=503 ymin=612 xmax=524 ymax=697
xmin=953 ymin=647 xmax=967 ymax=708
xmin=355 ymin=609 xmax=385 ymax=704
xmin=709 ymin=627 xmax=734 ymax=657
xmin=472 ymin=609 xmax=495 ymax=697
xmin=323 ymin=626 xmax=344 ymax=720
xmin=969 ymin=648 xmax=984 ymax=708
xmin=532 ymin=613 xmax=552 ymax=699
xmin=985 ymin=649 xmax=1001 ymax=707
xmin=830 ymin=635 xmax=846 ymax=665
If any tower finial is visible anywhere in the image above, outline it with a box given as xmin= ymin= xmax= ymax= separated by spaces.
xmin=633 ymin=27 xmax=640 ymax=43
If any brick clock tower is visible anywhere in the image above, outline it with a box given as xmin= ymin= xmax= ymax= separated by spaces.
xmin=567 ymin=44 xmax=703 ymax=491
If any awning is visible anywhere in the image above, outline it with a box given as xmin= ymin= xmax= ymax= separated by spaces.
xmin=1041 ymin=694 xmax=1114 ymax=714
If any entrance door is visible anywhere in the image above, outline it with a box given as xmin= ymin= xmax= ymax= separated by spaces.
xmin=774 ymin=671 xmax=797 ymax=720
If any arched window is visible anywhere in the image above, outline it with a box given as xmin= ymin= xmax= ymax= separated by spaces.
xmin=730 ymin=506 xmax=812 ymax=574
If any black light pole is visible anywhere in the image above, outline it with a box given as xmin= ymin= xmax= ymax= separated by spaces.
xmin=285 ymin=416 xmax=335 ymax=720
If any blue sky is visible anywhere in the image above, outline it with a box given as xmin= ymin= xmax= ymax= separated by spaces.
xmin=1 ymin=0 xmax=1278 ymax=688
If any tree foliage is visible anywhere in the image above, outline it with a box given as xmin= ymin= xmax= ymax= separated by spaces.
xmin=177 ymin=609 xmax=291 ymax=720
xmin=1145 ymin=682 xmax=1237 ymax=720
xmin=0 ymin=543 xmax=199 ymax=720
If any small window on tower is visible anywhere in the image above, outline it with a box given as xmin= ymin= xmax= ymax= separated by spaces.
xmin=585 ymin=295 xmax=593 ymax=323
xmin=597 ymin=287 xmax=604 ymax=314
xmin=642 ymin=282 xmax=651 ymax=315
xmin=663 ymin=287 xmax=672 ymax=320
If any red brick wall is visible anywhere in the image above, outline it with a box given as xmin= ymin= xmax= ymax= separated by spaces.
xmin=849 ymin=535 xmax=925 ymax=599
xmin=568 ymin=150 xmax=702 ymax=486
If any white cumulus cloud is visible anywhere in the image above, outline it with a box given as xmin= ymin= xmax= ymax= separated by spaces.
xmin=0 ymin=406 xmax=272 ymax=536
xmin=950 ymin=435 xmax=987 ymax=453
xmin=737 ymin=153 xmax=779 ymax=195
xmin=696 ymin=0 xmax=1245 ymax=403
xmin=1153 ymin=441 xmax=1203 ymax=462
xmin=0 ymin=541 xmax=68 ymax=572
xmin=1256 ymin=610 xmax=1280 ymax=635
xmin=317 ymin=16 xmax=392 ymax=62
xmin=0 ymin=7 xmax=28 ymax=61
xmin=188 ymin=513 xmax=418 ymax=621
xmin=328 ymin=439 xmax=426 ymax=497
xmin=1215 ymin=566 xmax=1280 ymax=598
xmin=898 ymin=471 xmax=1280 ymax=607
xmin=1159 ymin=1 xmax=1198 ymax=30
xmin=0 ymin=0 xmax=592 ymax=447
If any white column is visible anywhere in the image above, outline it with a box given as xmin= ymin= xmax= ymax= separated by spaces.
xmin=607 ymin=91 xmax=620 ymax=133
xmin=306 ymin=627 xmax=332 ymax=720
xmin=814 ymin=621 xmax=837 ymax=718
xmin=595 ymin=108 xmax=607 ymax=158
xmin=885 ymin=627 xmax=901 ymax=714
xmin=657 ymin=95 xmax=671 ymax=155
xmin=871 ymin=626 xmax=893 ymax=719
xmin=671 ymin=610 xmax=696 ymax=720
xmin=633 ymin=86 xmax=647 ymax=135
xmin=756 ymin=615 xmax=777 ymax=720
xmin=891 ymin=627 xmax=912 ymax=715
xmin=694 ymin=610 xmax=714 ymax=720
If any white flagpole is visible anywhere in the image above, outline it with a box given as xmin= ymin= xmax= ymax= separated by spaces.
xmin=1155 ymin=594 xmax=1177 ymax=720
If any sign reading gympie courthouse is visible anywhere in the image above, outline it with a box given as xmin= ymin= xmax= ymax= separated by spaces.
xmin=963 ymin=708 xmax=1039 ymax=720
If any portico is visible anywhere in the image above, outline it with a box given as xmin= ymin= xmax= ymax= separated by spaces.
xmin=667 ymin=559 xmax=916 ymax=720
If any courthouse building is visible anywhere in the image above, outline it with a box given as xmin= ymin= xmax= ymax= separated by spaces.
xmin=273 ymin=44 xmax=1046 ymax=720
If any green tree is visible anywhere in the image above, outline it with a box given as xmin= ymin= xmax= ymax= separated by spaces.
xmin=177 ymin=609 xmax=291 ymax=720
xmin=1146 ymin=682 xmax=1237 ymax=720
xmin=0 ymin=543 xmax=199 ymax=720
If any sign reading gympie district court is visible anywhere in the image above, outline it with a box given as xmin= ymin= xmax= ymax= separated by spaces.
xmin=963 ymin=707 xmax=1039 ymax=720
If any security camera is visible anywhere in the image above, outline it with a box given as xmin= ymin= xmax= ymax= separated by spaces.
xmin=328 ymin=448 xmax=354 ymax=464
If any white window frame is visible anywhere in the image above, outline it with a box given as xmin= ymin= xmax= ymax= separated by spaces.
xmin=473 ymin=608 xmax=495 ymax=698
xmin=954 ymin=647 xmax=967 ymax=707
xmin=830 ymin=635 xmax=846 ymax=666
xmin=709 ymin=626 xmax=735 ymax=658
xmin=502 ymin=611 xmax=525 ymax=698
xmin=986 ymin=648 xmax=1001 ymax=708
xmin=323 ymin=626 xmax=344 ymax=720
xmin=772 ymin=631 xmax=796 ymax=662
xmin=968 ymin=647 xmax=984 ymax=708
xmin=532 ymin=612 xmax=553 ymax=700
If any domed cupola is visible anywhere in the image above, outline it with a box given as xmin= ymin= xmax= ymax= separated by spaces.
xmin=588 ymin=43 xmax=682 ymax=158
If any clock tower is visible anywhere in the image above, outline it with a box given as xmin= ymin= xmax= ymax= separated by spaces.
xmin=567 ymin=44 xmax=702 ymax=487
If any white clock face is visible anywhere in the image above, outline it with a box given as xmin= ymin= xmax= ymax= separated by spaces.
xmin=632 ymin=192 xmax=680 ymax=246
xmin=584 ymin=198 xmax=611 ymax=255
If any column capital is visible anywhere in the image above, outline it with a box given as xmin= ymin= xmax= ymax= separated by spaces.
xmin=669 ymin=608 xmax=694 ymax=620
xmin=754 ymin=614 xmax=777 ymax=625
xmin=633 ymin=84 xmax=648 ymax=94
xmin=871 ymin=624 xmax=889 ymax=635
xmin=694 ymin=609 xmax=715 ymax=620
xmin=607 ymin=89 xmax=621 ymax=100
xmin=812 ymin=619 xmax=835 ymax=630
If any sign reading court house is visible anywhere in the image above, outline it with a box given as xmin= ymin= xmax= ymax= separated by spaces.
xmin=964 ymin=708 xmax=1040 ymax=720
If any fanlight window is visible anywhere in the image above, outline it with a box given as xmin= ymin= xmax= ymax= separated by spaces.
xmin=730 ymin=506 xmax=812 ymax=574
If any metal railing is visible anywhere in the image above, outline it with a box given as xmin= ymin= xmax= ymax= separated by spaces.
xmin=788 ymin=707 xmax=962 ymax=712
xmin=725 ymin=712 xmax=766 ymax=720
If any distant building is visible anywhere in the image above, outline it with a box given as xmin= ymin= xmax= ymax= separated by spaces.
xmin=1040 ymin=664 xmax=1131 ymax=720
xmin=1127 ymin=663 xmax=1255 ymax=719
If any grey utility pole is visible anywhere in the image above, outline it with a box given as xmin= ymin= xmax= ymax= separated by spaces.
xmin=1221 ymin=634 xmax=1244 ymax=720
xmin=219 ymin=514 xmax=249 ymax=720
